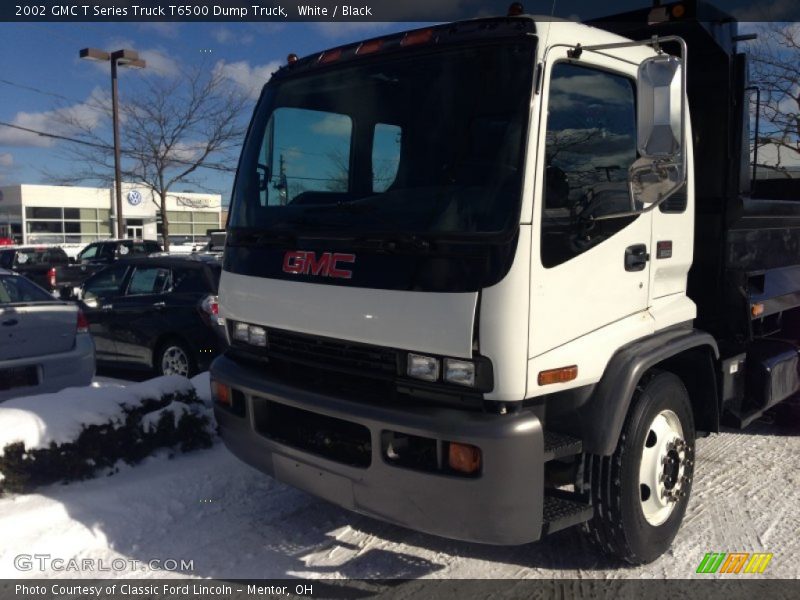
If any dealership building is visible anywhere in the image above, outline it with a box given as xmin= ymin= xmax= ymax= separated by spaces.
xmin=0 ymin=183 xmax=223 ymax=246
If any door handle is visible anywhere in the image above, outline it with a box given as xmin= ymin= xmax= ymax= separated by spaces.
xmin=2 ymin=318 xmax=18 ymax=326
xmin=625 ymin=244 xmax=650 ymax=272
xmin=153 ymin=301 xmax=166 ymax=308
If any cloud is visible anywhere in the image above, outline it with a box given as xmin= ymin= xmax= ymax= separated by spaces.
xmin=212 ymin=26 xmax=255 ymax=45
xmin=0 ymin=153 xmax=12 ymax=167
xmin=0 ymin=88 xmax=110 ymax=148
xmin=213 ymin=59 xmax=281 ymax=99
xmin=211 ymin=27 xmax=233 ymax=43
xmin=310 ymin=114 xmax=352 ymax=137
xmin=136 ymin=22 xmax=181 ymax=38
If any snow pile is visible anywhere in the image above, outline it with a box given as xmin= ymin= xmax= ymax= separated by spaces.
xmin=190 ymin=371 xmax=212 ymax=406
xmin=0 ymin=376 xmax=194 ymax=457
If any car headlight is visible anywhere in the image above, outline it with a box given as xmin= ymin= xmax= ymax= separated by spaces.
xmin=407 ymin=353 xmax=440 ymax=381
xmin=444 ymin=358 xmax=476 ymax=387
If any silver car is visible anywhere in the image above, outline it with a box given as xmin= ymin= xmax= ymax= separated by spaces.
xmin=0 ymin=268 xmax=95 ymax=402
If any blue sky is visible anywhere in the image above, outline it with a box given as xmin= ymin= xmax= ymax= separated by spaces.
xmin=0 ymin=21 xmax=429 ymax=203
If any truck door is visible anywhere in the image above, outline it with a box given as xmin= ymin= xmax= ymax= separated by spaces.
xmin=529 ymin=52 xmax=653 ymax=360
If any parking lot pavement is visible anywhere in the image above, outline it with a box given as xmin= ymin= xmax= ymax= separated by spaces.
xmin=1 ymin=407 xmax=798 ymax=580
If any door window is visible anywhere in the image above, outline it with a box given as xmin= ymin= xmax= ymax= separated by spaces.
xmin=126 ymin=267 xmax=172 ymax=295
xmin=541 ymin=63 xmax=638 ymax=268
xmin=83 ymin=265 xmax=129 ymax=300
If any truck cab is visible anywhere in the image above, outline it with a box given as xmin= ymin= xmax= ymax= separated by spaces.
xmin=212 ymin=2 xmax=798 ymax=563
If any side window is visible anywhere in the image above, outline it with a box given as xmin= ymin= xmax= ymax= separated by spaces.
xmin=172 ymin=268 xmax=210 ymax=294
xmin=541 ymin=63 xmax=638 ymax=268
xmin=78 ymin=244 xmax=98 ymax=261
xmin=259 ymin=107 xmax=352 ymax=207
xmin=83 ymin=265 xmax=129 ymax=300
xmin=126 ymin=267 xmax=172 ymax=295
xmin=372 ymin=123 xmax=402 ymax=193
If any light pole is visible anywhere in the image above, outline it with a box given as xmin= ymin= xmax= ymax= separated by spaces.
xmin=79 ymin=48 xmax=146 ymax=239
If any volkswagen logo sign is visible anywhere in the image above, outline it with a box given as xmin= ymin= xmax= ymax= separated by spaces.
xmin=127 ymin=190 xmax=143 ymax=206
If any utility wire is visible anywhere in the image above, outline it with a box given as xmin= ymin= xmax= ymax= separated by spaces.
xmin=0 ymin=120 xmax=237 ymax=173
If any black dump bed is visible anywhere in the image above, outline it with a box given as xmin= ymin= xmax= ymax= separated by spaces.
xmin=593 ymin=0 xmax=800 ymax=346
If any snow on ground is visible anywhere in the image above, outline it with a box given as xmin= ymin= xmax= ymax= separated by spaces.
xmin=1 ymin=409 xmax=798 ymax=579
xmin=0 ymin=376 xmax=194 ymax=455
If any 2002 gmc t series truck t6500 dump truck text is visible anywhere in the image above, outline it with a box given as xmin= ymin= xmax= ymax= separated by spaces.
xmin=210 ymin=1 xmax=800 ymax=563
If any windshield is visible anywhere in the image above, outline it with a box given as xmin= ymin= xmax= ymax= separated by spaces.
xmin=230 ymin=40 xmax=535 ymax=238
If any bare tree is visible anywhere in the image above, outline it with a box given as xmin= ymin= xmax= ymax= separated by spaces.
xmin=748 ymin=23 xmax=800 ymax=177
xmin=56 ymin=66 xmax=248 ymax=250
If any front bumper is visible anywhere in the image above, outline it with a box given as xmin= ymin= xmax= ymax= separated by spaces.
xmin=211 ymin=355 xmax=545 ymax=545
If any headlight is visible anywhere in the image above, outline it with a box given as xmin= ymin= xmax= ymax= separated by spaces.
xmin=248 ymin=325 xmax=267 ymax=347
xmin=232 ymin=321 xmax=267 ymax=347
xmin=444 ymin=358 xmax=476 ymax=387
xmin=407 ymin=353 xmax=439 ymax=381
xmin=233 ymin=321 xmax=249 ymax=342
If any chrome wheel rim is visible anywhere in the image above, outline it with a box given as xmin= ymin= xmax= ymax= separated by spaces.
xmin=161 ymin=345 xmax=189 ymax=377
xmin=639 ymin=409 xmax=691 ymax=526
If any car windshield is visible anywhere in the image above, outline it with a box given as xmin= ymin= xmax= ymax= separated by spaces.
xmin=0 ymin=275 xmax=53 ymax=304
xmin=229 ymin=40 xmax=535 ymax=239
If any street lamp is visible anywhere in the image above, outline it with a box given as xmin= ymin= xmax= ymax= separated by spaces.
xmin=79 ymin=48 xmax=146 ymax=239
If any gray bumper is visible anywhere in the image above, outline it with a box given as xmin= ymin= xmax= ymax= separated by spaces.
xmin=211 ymin=355 xmax=545 ymax=545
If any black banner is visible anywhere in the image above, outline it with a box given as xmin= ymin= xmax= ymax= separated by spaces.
xmin=1 ymin=0 xmax=799 ymax=22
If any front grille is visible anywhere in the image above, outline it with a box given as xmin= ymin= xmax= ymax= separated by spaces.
xmin=265 ymin=328 xmax=399 ymax=379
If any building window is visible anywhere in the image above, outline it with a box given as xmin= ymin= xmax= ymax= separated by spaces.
xmin=25 ymin=206 xmax=112 ymax=244
xmin=158 ymin=210 xmax=220 ymax=244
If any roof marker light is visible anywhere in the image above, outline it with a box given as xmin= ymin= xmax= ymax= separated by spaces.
xmin=318 ymin=48 xmax=342 ymax=64
xmin=287 ymin=53 xmax=298 ymax=64
xmin=508 ymin=2 xmax=524 ymax=16
xmin=400 ymin=28 xmax=434 ymax=47
xmin=356 ymin=39 xmax=384 ymax=55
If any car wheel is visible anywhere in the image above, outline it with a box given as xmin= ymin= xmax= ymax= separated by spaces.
xmin=578 ymin=371 xmax=695 ymax=564
xmin=155 ymin=339 xmax=196 ymax=378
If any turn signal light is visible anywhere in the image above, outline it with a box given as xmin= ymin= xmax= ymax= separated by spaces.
xmin=448 ymin=442 xmax=481 ymax=475
xmin=211 ymin=380 xmax=232 ymax=407
xmin=751 ymin=303 xmax=765 ymax=318
xmin=538 ymin=365 xmax=578 ymax=386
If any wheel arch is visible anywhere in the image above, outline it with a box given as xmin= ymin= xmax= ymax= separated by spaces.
xmin=582 ymin=327 xmax=719 ymax=456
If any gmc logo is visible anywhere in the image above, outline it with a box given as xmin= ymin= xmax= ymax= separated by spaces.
xmin=282 ymin=251 xmax=355 ymax=279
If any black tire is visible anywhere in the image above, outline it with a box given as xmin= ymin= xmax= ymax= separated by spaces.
xmin=154 ymin=338 xmax=197 ymax=378
xmin=578 ymin=371 xmax=695 ymax=564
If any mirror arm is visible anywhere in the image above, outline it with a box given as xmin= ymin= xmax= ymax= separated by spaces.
xmin=590 ymin=182 xmax=680 ymax=222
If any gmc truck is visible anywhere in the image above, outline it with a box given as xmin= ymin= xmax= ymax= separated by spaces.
xmin=211 ymin=1 xmax=800 ymax=563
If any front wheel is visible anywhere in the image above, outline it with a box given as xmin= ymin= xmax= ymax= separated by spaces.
xmin=155 ymin=339 xmax=196 ymax=378
xmin=579 ymin=371 xmax=695 ymax=564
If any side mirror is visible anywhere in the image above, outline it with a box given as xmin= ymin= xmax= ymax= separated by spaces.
xmin=631 ymin=53 xmax=686 ymax=206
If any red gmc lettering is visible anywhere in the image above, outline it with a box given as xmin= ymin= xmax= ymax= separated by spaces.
xmin=282 ymin=251 xmax=355 ymax=279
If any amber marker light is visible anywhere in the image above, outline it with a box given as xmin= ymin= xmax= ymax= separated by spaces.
xmin=400 ymin=28 xmax=434 ymax=47
xmin=448 ymin=442 xmax=482 ymax=475
xmin=211 ymin=380 xmax=232 ymax=407
xmin=751 ymin=303 xmax=765 ymax=318
xmin=538 ymin=365 xmax=578 ymax=386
